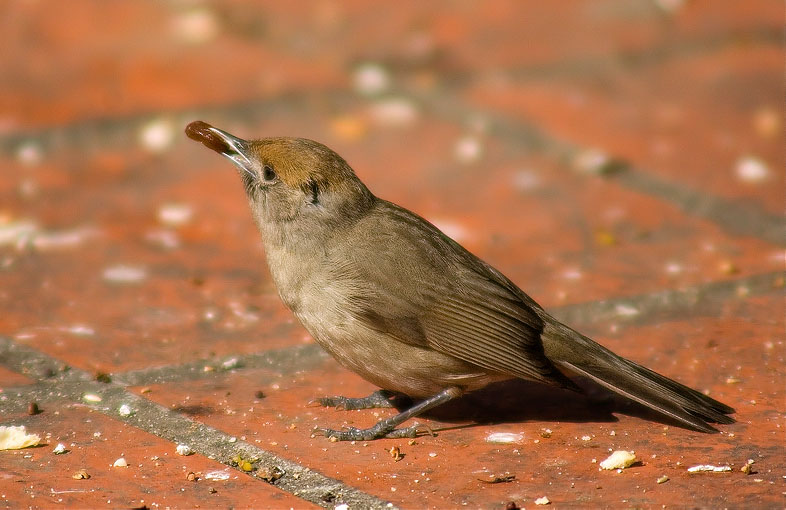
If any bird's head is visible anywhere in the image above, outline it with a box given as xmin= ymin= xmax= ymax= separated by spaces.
xmin=186 ymin=121 xmax=374 ymax=231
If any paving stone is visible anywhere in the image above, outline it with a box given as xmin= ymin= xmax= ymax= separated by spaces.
xmin=0 ymin=1 xmax=780 ymax=508
xmin=0 ymin=366 xmax=33 ymax=388
xmin=0 ymin=2 xmax=344 ymax=129
xmin=464 ymin=45 xmax=783 ymax=215
xmin=130 ymin=293 xmax=783 ymax=508
xmin=0 ymin=115 xmax=779 ymax=375
xmin=0 ymin=404 xmax=320 ymax=509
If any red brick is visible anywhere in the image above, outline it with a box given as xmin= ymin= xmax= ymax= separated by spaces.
xmin=0 ymin=404 xmax=319 ymax=509
xmin=465 ymin=45 xmax=783 ymax=215
xmin=0 ymin=110 xmax=780 ymax=373
xmin=0 ymin=1 xmax=780 ymax=507
xmin=133 ymin=293 xmax=783 ymax=508
xmin=0 ymin=366 xmax=33 ymax=389
xmin=0 ymin=2 xmax=345 ymax=129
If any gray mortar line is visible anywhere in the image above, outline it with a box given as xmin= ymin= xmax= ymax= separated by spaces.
xmin=505 ymin=28 xmax=781 ymax=82
xmin=3 ymin=271 xmax=778 ymax=393
xmin=112 ymin=343 xmax=329 ymax=387
xmin=549 ymin=270 xmax=784 ymax=327
xmin=613 ymin=169 xmax=784 ymax=246
xmin=0 ymin=338 xmax=395 ymax=509
xmin=4 ymin=85 xmax=780 ymax=248
xmin=106 ymin=270 xmax=784 ymax=386
xmin=0 ymin=91 xmax=346 ymax=158
xmin=1 ymin=27 xmax=778 ymax=156
xmin=0 ymin=271 xmax=781 ymax=504
xmin=1 ymin=37 xmax=779 ymax=246
xmin=0 ymin=336 xmax=91 ymax=383
xmin=427 ymin=97 xmax=786 ymax=246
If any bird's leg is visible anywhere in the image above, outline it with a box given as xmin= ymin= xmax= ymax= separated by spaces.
xmin=313 ymin=387 xmax=462 ymax=441
xmin=310 ymin=389 xmax=397 ymax=411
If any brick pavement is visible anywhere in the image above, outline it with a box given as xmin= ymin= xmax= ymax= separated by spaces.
xmin=1 ymin=1 xmax=783 ymax=508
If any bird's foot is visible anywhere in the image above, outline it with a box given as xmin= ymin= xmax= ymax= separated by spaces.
xmin=312 ymin=421 xmax=433 ymax=442
xmin=308 ymin=390 xmax=395 ymax=411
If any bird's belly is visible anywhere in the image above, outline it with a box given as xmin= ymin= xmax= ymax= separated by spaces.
xmin=296 ymin=308 xmax=502 ymax=398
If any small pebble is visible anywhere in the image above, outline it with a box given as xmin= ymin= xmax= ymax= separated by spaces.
xmin=454 ymin=135 xmax=483 ymax=163
xmin=665 ymin=262 xmax=683 ymax=275
xmin=614 ymin=304 xmax=639 ymax=317
xmin=118 ymin=404 xmax=133 ymax=417
xmin=138 ymin=118 xmax=175 ymax=153
xmin=205 ymin=470 xmax=230 ymax=481
xmin=16 ymin=141 xmax=43 ymax=166
xmin=222 ymin=357 xmax=241 ymax=370
xmin=176 ymin=444 xmax=193 ymax=456
xmin=430 ymin=219 xmax=468 ymax=244
xmin=735 ymin=155 xmax=769 ymax=183
xmin=369 ymin=97 xmax=419 ymax=127
xmin=102 ymin=265 xmax=148 ymax=284
xmin=719 ymin=260 xmax=739 ymax=275
xmin=573 ymin=149 xmax=615 ymax=175
xmin=687 ymin=464 xmax=732 ymax=473
xmin=535 ymin=496 xmax=551 ymax=505
xmin=485 ymin=432 xmax=524 ymax=444
xmin=172 ymin=7 xmax=219 ymax=45
xmin=656 ymin=475 xmax=669 ymax=484
xmin=113 ymin=457 xmax=128 ymax=468
xmin=157 ymin=203 xmax=193 ymax=227
xmin=353 ymin=63 xmax=390 ymax=96
xmin=53 ymin=443 xmax=68 ymax=455
xmin=562 ymin=268 xmax=583 ymax=280
xmin=600 ymin=450 xmax=638 ymax=470
xmin=389 ymin=445 xmax=403 ymax=461
xmin=65 ymin=324 xmax=95 ymax=337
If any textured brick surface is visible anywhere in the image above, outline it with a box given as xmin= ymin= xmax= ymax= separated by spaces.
xmin=1 ymin=1 xmax=782 ymax=509
xmin=0 ymin=405 xmax=317 ymax=509
xmin=131 ymin=292 xmax=782 ymax=508
xmin=465 ymin=45 xmax=783 ymax=214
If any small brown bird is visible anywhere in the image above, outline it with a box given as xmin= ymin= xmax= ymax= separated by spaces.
xmin=185 ymin=121 xmax=734 ymax=440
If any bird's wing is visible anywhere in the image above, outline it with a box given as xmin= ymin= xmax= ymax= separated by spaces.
xmin=338 ymin=200 xmax=575 ymax=389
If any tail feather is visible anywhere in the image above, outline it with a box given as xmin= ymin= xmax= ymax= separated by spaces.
xmin=542 ymin=319 xmax=735 ymax=433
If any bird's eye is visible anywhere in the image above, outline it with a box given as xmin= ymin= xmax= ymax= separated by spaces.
xmin=263 ymin=165 xmax=277 ymax=181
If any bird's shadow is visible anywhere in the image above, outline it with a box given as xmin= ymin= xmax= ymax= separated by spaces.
xmin=387 ymin=378 xmax=690 ymax=430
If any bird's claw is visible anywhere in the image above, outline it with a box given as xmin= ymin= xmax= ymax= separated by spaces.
xmin=311 ymin=422 xmax=433 ymax=441
xmin=308 ymin=391 xmax=395 ymax=411
xmin=307 ymin=397 xmax=347 ymax=410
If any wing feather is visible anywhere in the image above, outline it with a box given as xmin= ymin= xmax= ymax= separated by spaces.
xmin=339 ymin=199 xmax=575 ymax=389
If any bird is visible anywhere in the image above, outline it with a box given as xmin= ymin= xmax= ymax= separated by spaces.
xmin=185 ymin=120 xmax=735 ymax=441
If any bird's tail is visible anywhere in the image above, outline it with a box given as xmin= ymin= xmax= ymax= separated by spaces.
xmin=541 ymin=317 xmax=735 ymax=433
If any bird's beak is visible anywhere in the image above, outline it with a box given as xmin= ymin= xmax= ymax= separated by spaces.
xmin=185 ymin=121 xmax=255 ymax=177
